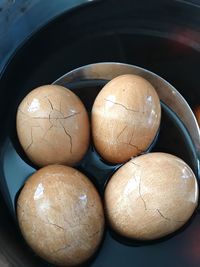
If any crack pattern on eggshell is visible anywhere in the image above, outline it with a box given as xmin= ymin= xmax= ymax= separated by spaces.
xmin=16 ymin=85 xmax=90 ymax=167
xmin=17 ymin=165 xmax=105 ymax=267
xmin=105 ymin=152 xmax=198 ymax=240
xmin=91 ymin=74 xmax=161 ymax=164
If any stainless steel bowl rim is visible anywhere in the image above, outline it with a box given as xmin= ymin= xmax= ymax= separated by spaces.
xmin=53 ymin=62 xmax=200 ymax=177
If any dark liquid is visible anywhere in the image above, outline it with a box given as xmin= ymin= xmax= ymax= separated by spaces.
xmin=0 ymin=82 xmax=199 ymax=267
xmin=0 ymin=78 xmax=198 ymax=267
xmin=0 ymin=80 xmax=197 ymax=221
xmin=71 ymin=80 xmax=197 ymax=191
xmin=0 ymin=0 xmax=200 ymax=261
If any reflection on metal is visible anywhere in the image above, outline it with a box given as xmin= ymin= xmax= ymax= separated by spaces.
xmin=54 ymin=62 xmax=200 ymax=177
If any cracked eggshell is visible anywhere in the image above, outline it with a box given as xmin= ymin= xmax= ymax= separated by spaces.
xmin=104 ymin=152 xmax=198 ymax=240
xmin=16 ymin=85 xmax=90 ymax=167
xmin=17 ymin=165 xmax=105 ymax=267
xmin=91 ymin=74 xmax=161 ymax=164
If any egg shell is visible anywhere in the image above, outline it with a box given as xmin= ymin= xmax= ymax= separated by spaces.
xmin=16 ymin=85 xmax=90 ymax=167
xmin=105 ymin=152 xmax=198 ymax=240
xmin=17 ymin=165 xmax=105 ymax=267
xmin=91 ymin=74 xmax=161 ymax=164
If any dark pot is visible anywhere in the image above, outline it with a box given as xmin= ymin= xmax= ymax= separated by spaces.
xmin=0 ymin=0 xmax=200 ymax=266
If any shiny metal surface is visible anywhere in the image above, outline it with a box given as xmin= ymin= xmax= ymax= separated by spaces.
xmin=54 ymin=62 xmax=200 ymax=177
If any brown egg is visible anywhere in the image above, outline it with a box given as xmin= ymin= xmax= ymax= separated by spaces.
xmin=16 ymin=85 xmax=89 ymax=167
xmin=105 ymin=152 xmax=198 ymax=240
xmin=194 ymin=106 xmax=200 ymax=127
xmin=17 ymin=165 xmax=104 ymax=267
xmin=91 ymin=74 xmax=161 ymax=164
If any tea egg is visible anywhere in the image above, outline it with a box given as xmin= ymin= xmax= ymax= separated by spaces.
xmin=17 ymin=165 xmax=105 ymax=266
xmin=105 ymin=152 xmax=198 ymax=240
xmin=16 ymin=85 xmax=89 ymax=167
xmin=92 ymin=74 xmax=161 ymax=164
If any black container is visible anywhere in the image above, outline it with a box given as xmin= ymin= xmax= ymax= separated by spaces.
xmin=0 ymin=1 xmax=200 ymax=266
